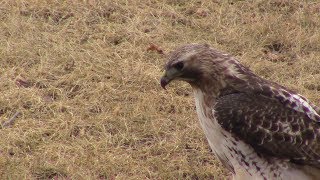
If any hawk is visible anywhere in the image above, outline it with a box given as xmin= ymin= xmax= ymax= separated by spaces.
xmin=160 ymin=44 xmax=320 ymax=180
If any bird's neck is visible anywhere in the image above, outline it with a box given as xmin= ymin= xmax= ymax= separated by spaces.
xmin=191 ymin=85 xmax=218 ymax=98
xmin=190 ymin=78 xmax=238 ymax=100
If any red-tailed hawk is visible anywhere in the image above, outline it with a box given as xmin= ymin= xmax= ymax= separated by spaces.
xmin=160 ymin=44 xmax=320 ymax=180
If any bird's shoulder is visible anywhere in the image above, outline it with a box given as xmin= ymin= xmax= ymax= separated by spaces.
xmin=231 ymin=78 xmax=320 ymax=122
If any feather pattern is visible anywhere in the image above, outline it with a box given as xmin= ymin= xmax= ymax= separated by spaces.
xmin=215 ymin=93 xmax=320 ymax=167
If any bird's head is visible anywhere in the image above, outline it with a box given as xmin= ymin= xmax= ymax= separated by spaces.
xmin=161 ymin=43 xmax=248 ymax=92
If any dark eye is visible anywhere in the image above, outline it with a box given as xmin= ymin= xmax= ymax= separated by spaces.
xmin=173 ymin=61 xmax=184 ymax=70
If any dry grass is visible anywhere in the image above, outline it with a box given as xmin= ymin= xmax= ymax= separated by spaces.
xmin=0 ymin=0 xmax=320 ymax=179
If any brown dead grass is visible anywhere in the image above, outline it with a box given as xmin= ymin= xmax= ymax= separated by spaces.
xmin=0 ymin=0 xmax=320 ymax=179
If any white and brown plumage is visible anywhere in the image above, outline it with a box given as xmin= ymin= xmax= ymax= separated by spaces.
xmin=160 ymin=44 xmax=320 ymax=180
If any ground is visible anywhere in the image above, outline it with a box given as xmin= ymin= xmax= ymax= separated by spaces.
xmin=0 ymin=0 xmax=320 ymax=179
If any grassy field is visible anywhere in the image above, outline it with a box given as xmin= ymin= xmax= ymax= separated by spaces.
xmin=1 ymin=0 xmax=320 ymax=179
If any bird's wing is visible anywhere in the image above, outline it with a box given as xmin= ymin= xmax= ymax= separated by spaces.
xmin=230 ymin=76 xmax=320 ymax=122
xmin=215 ymin=93 xmax=320 ymax=168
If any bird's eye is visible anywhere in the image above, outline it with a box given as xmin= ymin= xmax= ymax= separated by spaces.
xmin=174 ymin=61 xmax=184 ymax=70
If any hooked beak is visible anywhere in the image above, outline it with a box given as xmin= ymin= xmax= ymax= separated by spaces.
xmin=160 ymin=68 xmax=180 ymax=90
xmin=160 ymin=76 xmax=169 ymax=89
